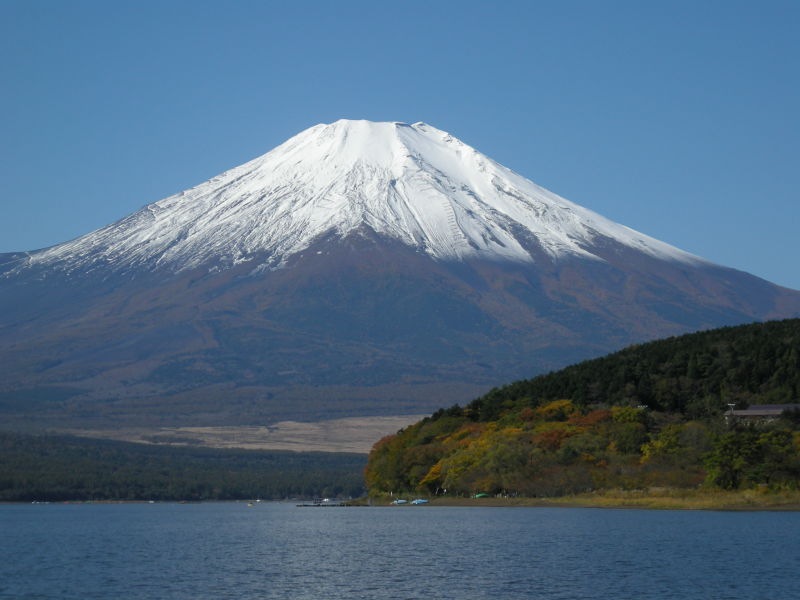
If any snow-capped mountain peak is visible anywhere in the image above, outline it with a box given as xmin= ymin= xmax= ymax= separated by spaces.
xmin=13 ymin=119 xmax=702 ymax=273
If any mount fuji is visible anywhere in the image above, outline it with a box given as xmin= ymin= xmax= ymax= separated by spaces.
xmin=2 ymin=119 xmax=799 ymax=429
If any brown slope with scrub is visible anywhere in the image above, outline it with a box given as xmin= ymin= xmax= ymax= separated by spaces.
xmin=1 ymin=228 xmax=799 ymax=430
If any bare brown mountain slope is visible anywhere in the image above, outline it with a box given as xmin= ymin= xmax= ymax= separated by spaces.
xmin=2 ymin=227 xmax=799 ymax=430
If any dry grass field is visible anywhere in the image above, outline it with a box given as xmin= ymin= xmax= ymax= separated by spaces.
xmin=61 ymin=414 xmax=425 ymax=454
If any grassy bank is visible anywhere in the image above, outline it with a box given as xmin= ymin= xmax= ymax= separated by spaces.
xmin=372 ymin=488 xmax=800 ymax=510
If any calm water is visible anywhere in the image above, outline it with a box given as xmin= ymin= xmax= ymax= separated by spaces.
xmin=2 ymin=502 xmax=798 ymax=599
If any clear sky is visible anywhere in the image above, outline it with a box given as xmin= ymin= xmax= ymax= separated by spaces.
xmin=2 ymin=0 xmax=798 ymax=288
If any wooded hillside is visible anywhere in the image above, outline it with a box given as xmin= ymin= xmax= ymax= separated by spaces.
xmin=366 ymin=319 xmax=800 ymax=497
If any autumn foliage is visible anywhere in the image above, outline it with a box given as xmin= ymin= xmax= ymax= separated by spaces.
xmin=365 ymin=320 xmax=800 ymax=497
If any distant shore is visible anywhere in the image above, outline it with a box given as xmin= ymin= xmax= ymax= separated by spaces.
xmin=8 ymin=489 xmax=800 ymax=511
xmin=367 ymin=489 xmax=800 ymax=511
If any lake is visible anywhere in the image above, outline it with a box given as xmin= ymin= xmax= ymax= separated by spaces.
xmin=2 ymin=502 xmax=798 ymax=599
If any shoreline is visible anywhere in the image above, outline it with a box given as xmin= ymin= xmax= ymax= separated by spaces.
xmin=366 ymin=489 xmax=800 ymax=511
xmin=6 ymin=489 xmax=800 ymax=511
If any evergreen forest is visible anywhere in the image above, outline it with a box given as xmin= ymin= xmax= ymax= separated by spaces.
xmin=0 ymin=432 xmax=366 ymax=502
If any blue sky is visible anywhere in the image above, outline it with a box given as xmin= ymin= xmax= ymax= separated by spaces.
xmin=2 ymin=0 xmax=798 ymax=288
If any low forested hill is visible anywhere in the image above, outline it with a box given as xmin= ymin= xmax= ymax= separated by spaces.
xmin=469 ymin=318 xmax=800 ymax=421
xmin=0 ymin=433 xmax=366 ymax=501
xmin=365 ymin=319 xmax=800 ymax=497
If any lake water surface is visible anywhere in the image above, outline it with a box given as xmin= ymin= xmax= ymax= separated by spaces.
xmin=2 ymin=502 xmax=798 ymax=599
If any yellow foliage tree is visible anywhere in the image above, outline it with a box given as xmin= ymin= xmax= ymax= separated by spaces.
xmin=535 ymin=399 xmax=578 ymax=421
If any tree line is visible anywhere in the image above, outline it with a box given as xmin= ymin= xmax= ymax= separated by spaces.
xmin=0 ymin=432 xmax=366 ymax=501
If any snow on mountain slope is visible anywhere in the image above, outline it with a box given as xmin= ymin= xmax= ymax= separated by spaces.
xmin=10 ymin=120 xmax=705 ymax=274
